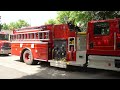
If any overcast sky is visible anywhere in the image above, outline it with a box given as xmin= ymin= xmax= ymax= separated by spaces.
xmin=0 ymin=11 xmax=57 ymax=26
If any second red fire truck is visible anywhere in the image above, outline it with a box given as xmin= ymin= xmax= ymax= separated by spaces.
xmin=10 ymin=18 xmax=120 ymax=71
xmin=0 ymin=31 xmax=11 ymax=55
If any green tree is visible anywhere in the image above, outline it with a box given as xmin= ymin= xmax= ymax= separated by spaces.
xmin=2 ymin=19 xmax=30 ymax=30
xmin=50 ymin=11 xmax=92 ymax=28
xmin=9 ymin=22 xmax=16 ymax=30
xmin=56 ymin=11 xmax=92 ymax=31
xmin=56 ymin=11 xmax=71 ymax=24
xmin=47 ymin=11 xmax=120 ymax=31
xmin=2 ymin=23 xmax=9 ymax=30
xmin=16 ymin=19 xmax=30 ymax=28
xmin=87 ymin=11 xmax=120 ymax=20
xmin=45 ymin=11 xmax=92 ymax=31
xmin=0 ymin=24 xmax=2 ymax=31
xmin=45 ymin=19 xmax=56 ymax=24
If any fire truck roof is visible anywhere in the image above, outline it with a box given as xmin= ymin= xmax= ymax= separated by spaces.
xmin=89 ymin=18 xmax=120 ymax=23
xmin=16 ymin=26 xmax=44 ymax=30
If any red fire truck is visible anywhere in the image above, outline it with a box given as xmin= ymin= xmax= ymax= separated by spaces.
xmin=0 ymin=31 xmax=11 ymax=55
xmin=10 ymin=18 xmax=120 ymax=71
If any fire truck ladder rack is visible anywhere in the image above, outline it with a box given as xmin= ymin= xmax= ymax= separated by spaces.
xmin=37 ymin=30 xmax=50 ymax=41
xmin=10 ymin=30 xmax=50 ymax=41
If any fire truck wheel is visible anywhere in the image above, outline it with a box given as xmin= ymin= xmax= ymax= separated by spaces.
xmin=23 ymin=50 xmax=38 ymax=65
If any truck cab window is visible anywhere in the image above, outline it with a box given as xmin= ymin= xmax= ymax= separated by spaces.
xmin=94 ymin=22 xmax=109 ymax=35
xmin=0 ymin=34 xmax=9 ymax=40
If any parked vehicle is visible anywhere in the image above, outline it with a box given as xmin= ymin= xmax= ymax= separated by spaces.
xmin=10 ymin=18 xmax=120 ymax=71
xmin=0 ymin=32 xmax=11 ymax=55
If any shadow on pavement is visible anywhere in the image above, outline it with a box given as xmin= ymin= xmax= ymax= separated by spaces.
xmin=13 ymin=61 xmax=120 ymax=79
xmin=0 ymin=54 xmax=10 ymax=57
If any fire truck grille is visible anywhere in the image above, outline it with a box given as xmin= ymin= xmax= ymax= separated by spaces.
xmin=2 ymin=43 xmax=11 ymax=50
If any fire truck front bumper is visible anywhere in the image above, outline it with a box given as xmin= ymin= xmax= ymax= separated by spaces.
xmin=0 ymin=49 xmax=11 ymax=55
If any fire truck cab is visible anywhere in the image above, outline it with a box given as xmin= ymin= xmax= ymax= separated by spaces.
xmin=86 ymin=18 xmax=120 ymax=71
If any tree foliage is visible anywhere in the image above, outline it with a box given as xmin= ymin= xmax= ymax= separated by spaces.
xmin=51 ymin=11 xmax=92 ymax=31
xmin=2 ymin=19 xmax=30 ymax=30
xmin=2 ymin=23 xmax=9 ymax=30
xmin=46 ymin=11 xmax=120 ymax=31
xmin=87 ymin=11 xmax=120 ymax=20
xmin=45 ymin=19 xmax=56 ymax=25
xmin=3 ymin=11 xmax=120 ymax=31
xmin=56 ymin=11 xmax=71 ymax=24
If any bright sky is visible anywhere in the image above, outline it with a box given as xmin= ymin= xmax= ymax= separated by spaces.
xmin=0 ymin=11 xmax=57 ymax=26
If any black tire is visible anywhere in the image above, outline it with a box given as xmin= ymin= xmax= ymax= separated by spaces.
xmin=20 ymin=54 xmax=24 ymax=62
xmin=22 ymin=49 xmax=38 ymax=65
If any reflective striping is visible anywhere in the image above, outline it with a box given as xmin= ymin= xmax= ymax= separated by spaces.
xmin=14 ymin=30 xmax=50 ymax=34
xmin=11 ymin=41 xmax=48 ymax=44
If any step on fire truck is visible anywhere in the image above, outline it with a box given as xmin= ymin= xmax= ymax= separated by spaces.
xmin=10 ymin=18 xmax=120 ymax=71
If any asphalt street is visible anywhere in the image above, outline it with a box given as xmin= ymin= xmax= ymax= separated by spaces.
xmin=0 ymin=54 xmax=120 ymax=79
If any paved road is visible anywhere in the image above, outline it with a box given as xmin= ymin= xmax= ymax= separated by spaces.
xmin=0 ymin=54 xmax=120 ymax=79
xmin=0 ymin=65 xmax=27 ymax=79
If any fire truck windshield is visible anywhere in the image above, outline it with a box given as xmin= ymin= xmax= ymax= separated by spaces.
xmin=94 ymin=22 xmax=109 ymax=35
xmin=0 ymin=34 xmax=9 ymax=40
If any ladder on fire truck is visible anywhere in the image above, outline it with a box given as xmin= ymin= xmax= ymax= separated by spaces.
xmin=35 ymin=30 xmax=50 ymax=41
xmin=10 ymin=28 xmax=50 ymax=41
